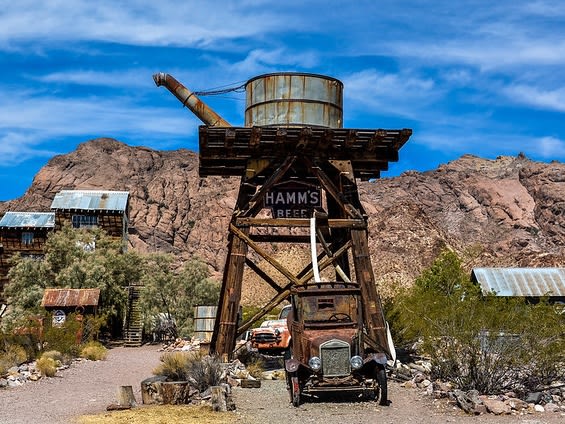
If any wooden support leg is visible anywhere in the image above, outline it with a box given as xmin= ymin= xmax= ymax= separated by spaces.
xmin=350 ymin=229 xmax=389 ymax=356
xmin=211 ymin=227 xmax=249 ymax=358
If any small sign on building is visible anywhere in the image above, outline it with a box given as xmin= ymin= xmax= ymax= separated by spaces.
xmin=52 ymin=310 xmax=66 ymax=327
xmin=265 ymin=181 xmax=321 ymax=218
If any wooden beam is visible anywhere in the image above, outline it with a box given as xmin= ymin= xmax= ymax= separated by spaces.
xmin=245 ymin=258 xmax=284 ymax=294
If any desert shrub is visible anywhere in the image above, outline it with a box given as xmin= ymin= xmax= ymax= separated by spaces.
xmin=43 ymin=313 xmax=82 ymax=357
xmin=153 ymin=351 xmax=224 ymax=392
xmin=390 ymin=249 xmax=565 ymax=395
xmin=80 ymin=341 xmax=108 ymax=361
xmin=187 ymin=354 xmax=223 ymax=392
xmin=41 ymin=350 xmax=63 ymax=364
xmin=36 ymin=354 xmax=57 ymax=377
xmin=246 ymin=358 xmax=265 ymax=379
xmin=0 ymin=344 xmax=28 ymax=375
xmin=241 ymin=306 xmax=280 ymax=329
xmin=153 ymin=351 xmax=193 ymax=381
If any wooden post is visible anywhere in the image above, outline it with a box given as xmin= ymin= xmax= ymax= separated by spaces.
xmin=117 ymin=385 xmax=137 ymax=407
xmin=211 ymin=386 xmax=227 ymax=412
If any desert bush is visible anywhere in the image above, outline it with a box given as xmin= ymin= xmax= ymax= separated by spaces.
xmin=36 ymin=354 xmax=57 ymax=377
xmin=153 ymin=351 xmax=193 ymax=381
xmin=43 ymin=313 xmax=82 ymax=357
xmin=0 ymin=344 xmax=28 ymax=375
xmin=187 ymin=354 xmax=223 ymax=392
xmin=41 ymin=350 xmax=63 ymax=364
xmin=390 ymin=249 xmax=565 ymax=395
xmin=80 ymin=341 xmax=108 ymax=361
xmin=153 ymin=351 xmax=224 ymax=392
xmin=246 ymin=358 xmax=265 ymax=379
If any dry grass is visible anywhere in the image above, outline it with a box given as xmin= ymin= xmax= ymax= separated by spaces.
xmin=36 ymin=356 xmax=57 ymax=377
xmin=77 ymin=405 xmax=233 ymax=424
xmin=246 ymin=358 xmax=265 ymax=379
xmin=80 ymin=341 xmax=108 ymax=361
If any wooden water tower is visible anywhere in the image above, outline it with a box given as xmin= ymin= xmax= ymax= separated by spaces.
xmin=154 ymin=72 xmax=412 ymax=358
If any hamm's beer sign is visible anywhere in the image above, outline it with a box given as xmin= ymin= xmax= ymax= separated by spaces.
xmin=265 ymin=181 xmax=321 ymax=218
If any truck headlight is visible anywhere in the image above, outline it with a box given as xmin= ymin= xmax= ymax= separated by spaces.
xmin=350 ymin=355 xmax=363 ymax=370
xmin=308 ymin=356 xmax=321 ymax=371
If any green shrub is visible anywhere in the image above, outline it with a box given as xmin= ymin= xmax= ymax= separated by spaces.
xmin=36 ymin=355 xmax=57 ymax=377
xmin=390 ymin=249 xmax=565 ymax=395
xmin=43 ymin=313 xmax=82 ymax=357
xmin=80 ymin=341 xmax=108 ymax=361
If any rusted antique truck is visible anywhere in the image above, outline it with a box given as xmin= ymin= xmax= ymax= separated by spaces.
xmin=284 ymin=281 xmax=389 ymax=407
xmin=249 ymin=304 xmax=292 ymax=354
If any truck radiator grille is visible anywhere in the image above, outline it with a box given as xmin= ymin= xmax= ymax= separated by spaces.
xmin=253 ymin=333 xmax=277 ymax=343
xmin=320 ymin=339 xmax=350 ymax=377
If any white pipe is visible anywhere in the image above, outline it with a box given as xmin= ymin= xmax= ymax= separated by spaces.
xmin=310 ymin=217 xmax=321 ymax=283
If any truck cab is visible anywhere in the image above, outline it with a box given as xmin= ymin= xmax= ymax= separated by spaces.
xmin=284 ymin=281 xmax=388 ymax=406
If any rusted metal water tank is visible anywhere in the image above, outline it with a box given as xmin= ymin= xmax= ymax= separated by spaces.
xmin=245 ymin=72 xmax=343 ymax=128
xmin=193 ymin=305 xmax=217 ymax=341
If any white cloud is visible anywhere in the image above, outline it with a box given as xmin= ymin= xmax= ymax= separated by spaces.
xmin=537 ymin=136 xmax=565 ymax=157
xmin=343 ymin=69 xmax=437 ymax=119
xmin=502 ymin=84 xmax=565 ymax=112
xmin=0 ymin=132 xmax=56 ymax=166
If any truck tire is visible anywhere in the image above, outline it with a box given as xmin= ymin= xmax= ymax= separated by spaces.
xmin=377 ymin=366 xmax=388 ymax=406
xmin=291 ymin=375 xmax=301 ymax=407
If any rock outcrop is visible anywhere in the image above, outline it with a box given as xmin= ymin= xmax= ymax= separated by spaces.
xmin=1 ymin=139 xmax=563 ymax=303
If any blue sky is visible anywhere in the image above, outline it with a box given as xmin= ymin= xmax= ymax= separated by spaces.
xmin=1 ymin=1 xmax=564 ymax=201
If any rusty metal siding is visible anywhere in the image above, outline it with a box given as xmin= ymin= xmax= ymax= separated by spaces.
xmin=41 ymin=288 xmax=100 ymax=307
xmin=0 ymin=212 xmax=55 ymax=229
xmin=50 ymin=190 xmax=129 ymax=212
xmin=471 ymin=268 xmax=565 ymax=297
xmin=245 ymin=73 xmax=343 ymax=128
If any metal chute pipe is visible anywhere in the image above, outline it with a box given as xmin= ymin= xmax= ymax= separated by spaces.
xmin=310 ymin=217 xmax=321 ymax=283
xmin=153 ymin=72 xmax=231 ymax=127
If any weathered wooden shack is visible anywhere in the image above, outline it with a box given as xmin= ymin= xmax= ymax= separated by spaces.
xmin=0 ymin=212 xmax=55 ymax=302
xmin=50 ymin=190 xmax=130 ymax=247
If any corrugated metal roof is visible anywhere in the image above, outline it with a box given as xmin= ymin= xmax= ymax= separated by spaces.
xmin=50 ymin=190 xmax=129 ymax=212
xmin=41 ymin=288 xmax=100 ymax=307
xmin=471 ymin=268 xmax=565 ymax=297
xmin=0 ymin=212 xmax=55 ymax=228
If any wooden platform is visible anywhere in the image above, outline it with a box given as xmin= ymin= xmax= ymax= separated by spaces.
xmin=199 ymin=126 xmax=412 ymax=180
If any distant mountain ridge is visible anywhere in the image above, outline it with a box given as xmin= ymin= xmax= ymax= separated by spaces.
xmin=1 ymin=138 xmax=563 ymax=303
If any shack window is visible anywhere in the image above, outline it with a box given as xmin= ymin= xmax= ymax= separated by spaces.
xmin=72 ymin=215 xmax=98 ymax=229
xmin=21 ymin=232 xmax=34 ymax=245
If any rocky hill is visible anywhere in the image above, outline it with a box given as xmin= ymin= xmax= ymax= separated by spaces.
xmin=1 ymin=138 xmax=563 ymax=303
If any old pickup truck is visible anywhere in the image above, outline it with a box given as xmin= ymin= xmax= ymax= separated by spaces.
xmin=249 ymin=304 xmax=292 ymax=354
xmin=284 ymin=281 xmax=389 ymax=406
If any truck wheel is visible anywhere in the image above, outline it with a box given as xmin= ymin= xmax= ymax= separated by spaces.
xmin=377 ymin=366 xmax=388 ymax=406
xmin=291 ymin=375 xmax=301 ymax=407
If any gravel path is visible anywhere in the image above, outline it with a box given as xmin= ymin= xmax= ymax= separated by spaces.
xmin=1 ymin=346 xmax=564 ymax=424
xmin=231 ymin=379 xmax=565 ymax=424
xmin=0 ymin=345 xmax=162 ymax=424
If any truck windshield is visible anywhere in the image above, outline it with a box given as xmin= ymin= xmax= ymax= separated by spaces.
xmin=300 ymin=294 xmax=358 ymax=324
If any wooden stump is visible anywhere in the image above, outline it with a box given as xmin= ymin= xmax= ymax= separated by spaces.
xmin=117 ymin=385 xmax=137 ymax=407
xmin=211 ymin=386 xmax=227 ymax=412
xmin=141 ymin=375 xmax=167 ymax=405
xmin=161 ymin=381 xmax=190 ymax=405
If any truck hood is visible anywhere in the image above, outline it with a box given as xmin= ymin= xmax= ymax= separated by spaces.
xmin=303 ymin=328 xmax=358 ymax=355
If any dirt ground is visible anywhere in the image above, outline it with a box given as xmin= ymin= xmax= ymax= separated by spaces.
xmin=1 ymin=345 xmax=564 ymax=424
